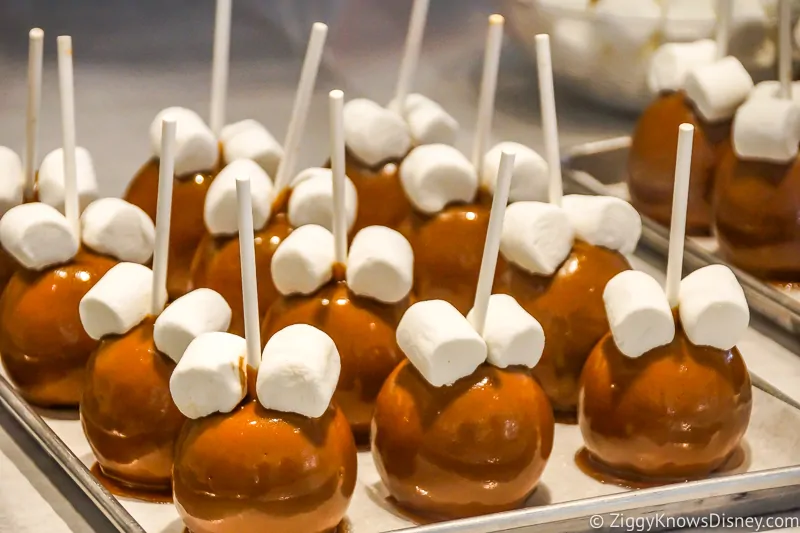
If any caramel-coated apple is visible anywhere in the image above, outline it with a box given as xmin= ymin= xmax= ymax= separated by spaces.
xmin=345 ymin=151 xmax=411 ymax=233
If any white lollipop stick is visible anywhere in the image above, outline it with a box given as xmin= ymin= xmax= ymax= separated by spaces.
xmin=779 ymin=0 xmax=792 ymax=99
xmin=329 ymin=90 xmax=348 ymax=265
xmin=665 ymin=123 xmax=694 ymax=308
xmin=470 ymin=14 xmax=504 ymax=173
xmin=274 ymin=23 xmax=329 ymax=192
xmin=57 ymin=36 xmax=80 ymax=239
xmin=535 ymin=34 xmax=563 ymax=207
xmin=470 ymin=150 xmax=515 ymax=336
xmin=236 ymin=176 xmax=262 ymax=370
xmin=392 ymin=0 xmax=430 ymax=113
xmin=151 ymin=119 xmax=176 ymax=315
xmin=209 ymin=0 xmax=232 ymax=136
xmin=24 ymin=28 xmax=43 ymax=198
xmin=715 ymin=0 xmax=732 ymax=59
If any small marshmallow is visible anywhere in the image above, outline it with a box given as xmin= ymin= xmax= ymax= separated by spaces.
xmin=154 ymin=288 xmax=233 ymax=363
xmin=271 ymin=224 xmax=335 ymax=296
xmin=603 ymin=270 xmax=675 ymax=358
xmin=396 ymin=300 xmax=487 ymax=387
xmin=551 ymin=19 xmax=598 ymax=83
xmin=466 ymin=294 xmax=545 ymax=369
xmin=343 ymin=98 xmax=411 ymax=167
xmin=79 ymin=263 xmax=162 ymax=340
xmin=0 ymin=203 xmax=78 ymax=270
xmin=749 ymin=80 xmax=800 ymax=102
xmin=220 ymin=119 xmax=283 ymax=178
xmin=678 ymin=265 xmax=749 ymax=350
xmin=561 ymin=195 xmax=642 ymax=255
xmin=482 ymin=142 xmax=549 ymax=203
xmin=258 ymin=324 xmax=341 ymax=418
xmin=684 ymin=57 xmax=754 ymax=123
xmin=662 ymin=0 xmax=716 ymax=41
xmin=500 ymin=202 xmax=574 ymax=276
xmin=594 ymin=0 xmax=661 ymax=50
xmin=0 ymin=147 xmax=24 ymax=217
xmin=149 ymin=107 xmax=219 ymax=176
xmin=81 ymin=198 xmax=155 ymax=264
xmin=170 ymin=332 xmax=247 ymax=419
xmin=389 ymin=93 xmax=458 ymax=146
xmin=287 ymin=168 xmax=358 ymax=233
xmin=647 ymin=40 xmax=718 ymax=94
xmin=204 ymin=159 xmax=274 ymax=236
xmin=38 ymin=147 xmax=99 ymax=213
xmin=346 ymin=226 xmax=413 ymax=304
xmin=399 ymin=144 xmax=477 ymax=214
xmin=733 ymin=99 xmax=800 ymax=163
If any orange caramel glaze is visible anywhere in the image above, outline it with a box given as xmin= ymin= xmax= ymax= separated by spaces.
xmin=190 ymin=190 xmax=293 ymax=336
xmin=124 ymin=157 xmax=216 ymax=300
xmin=628 ymin=92 xmax=731 ymax=235
xmin=578 ymin=322 xmax=752 ymax=482
xmin=371 ymin=361 xmax=554 ymax=520
xmin=81 ymin=317 xmax=185 ymax=491
xmin=261 ymin=278 xmax=408 ymax=440
xmin=496 ymin=241 xmax=631 ymax=413
xmin=0 ymin=250 xmax=116 ymax=407
xmin=345 ymin=150 xmax=411 ymax=233
xmin=173 ymin=397 xmax=357 ymax=533
xmin=713 ymin=148 xmax=800 ymax=281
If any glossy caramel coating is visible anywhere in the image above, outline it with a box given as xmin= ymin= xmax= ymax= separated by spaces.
xmin=81 ymin=317 xmax=185 ymax=491
xmin=372 ymin=361 xmax=554 ymax=520
xmin=0 ymin=250 xmax=116 ymax=407
xmin=628 ymin=92 xmax=731 ymax=235
xmin=497 ymin=241 xmax=630 ymax=413
xmin=578 ymin=323 xmax=752 ymax=481
xmin=713 ymin=149 xmax=800 ymax=280
xmin=124 ymin=157 xmax=215 ymax=299
xmin=345 ymin=151 xmax=411 ymax=233
xmin=262 ymin=279 xmax=408 ymax=439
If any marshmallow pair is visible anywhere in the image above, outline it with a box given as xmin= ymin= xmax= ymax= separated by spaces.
xmin=343 ymin=99 xmax=411 ymax=167
xmin=271 ymin=224 xmax=414 ymax=304
xmin=603 ymin=265 xmax=749 ymax=358
xmin=220 ymin=119 xmax=283 ymax=178
xmin=38 ymin=147 xmax=99 ymax=213
xmin=684 ymin=57 xmax=754 ymax=123
xmin=288 ymin=167 xmax=359 ymax=233
xmin=0 ymin=147 xmax=24 ymax=218
xmin=149 ymin=107 xmax=219 ymax=177
xmin=204 ymin=159 xmax=274 ymax=236
xmin=389 ymin=93 xmax=459 ymax=146
xmin=397 ymin=296 xmax=545 ymax=387
xmin=733 ymin=97 xmax=800 ymax=163
xmin=647 ymin=40 xmax=718 ymax=95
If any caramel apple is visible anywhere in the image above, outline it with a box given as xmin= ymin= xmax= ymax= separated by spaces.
xmin=346 ymin=151 xmax=411 ymax=233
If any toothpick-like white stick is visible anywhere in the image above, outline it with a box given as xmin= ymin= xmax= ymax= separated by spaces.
xmin=392 ymin=0 xmax=430 ymax=113
xmin=151 ymin=119 xmax=176 ymax=315
xmin=329 ymin=90 xmax=348 ymax=265
xmin=236 ymin=176 xmax=262 ymax=370
xmin=665 ymin=123 xmax=694 ymax=308
xmin=470 ymin=150 xmax=515 ymax=335
xmin=470 ymin=14 xmax=504 ymax=173
xmin=715 ymin=0 xmax=732 ymax=59
xmin=57 ymin=36 xmax=80 ymax=239
xmin=535 ymin=34 xmax=563 ymax=207
xmin=274 ymin=23 xmax=329 ymax=192
xmin=24 ymin=28 xmax=43 ymax=198
xmin=209 ymin=0 xmax=232 ymax=136
xmin=779 ymin=0 xmax=792 ymax=99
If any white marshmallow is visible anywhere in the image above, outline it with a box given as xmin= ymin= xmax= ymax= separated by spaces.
xmin=220 ymin=119 xmax=283 ymax=178
xmin=662 ymin=0 xmax=716 ymax=41
xmin=594 ymin=0 xmax=661 ymax=50
xmin=258 ymin=324 xmax=341 ymax=418
xmin=399 ymin=144 xmax=477 ymax=214
xmin=37 ymin=147 xmax=99 ymax=213
xmin=0 ymin=147 xmax=24 ymax=217
xmin=346 ymin=226 xmax=413 ymax=304
xmin=396 ymin=300 xmax=487 ymax=387
xmin=684 ymin=57 xmax=754 ymax=123
xmin=0 ymin=203 xmax=78 ymax=270
xmin=271 ymin=224 xmax=335 ymax=296
xmin=154 ymin=288 xmax=233 ymax=363
xmin=481 ymin=142 xmax=549 ymax=203
xmin=80 ymin=198 xmax=155 ymax=264
xmin=603 ymin=270 xmax=675 ymax=358
xmin=551 ymin=19 xmax=598 ymax=83
xmin=732 ymin=99 xmax=800 ymax=163
xmin=466 ymin=294 xmax=545 ymax=369
xmin=79 ymin=263 xmax=161 ymax=340
xmin=678 ymin=265 xmax=749 ymax=350
xmin=287 ymin=168 xmax=358 ymax=233
xmin=149 ymin=107 xmax=219 ymax=176
xmin=170 ymin=332 xmax=247 ymax=419
xmin=561 ymin=195 xmax=642 ymax=255
xmin=647 ymin=40 xmax=718 ymax=95
xmin=204 ymin=159 xmax=274 ymax=236
xmin=500 ymin=202 xmax=574 ymax=276
xmin=389 ymin=93 xmax=458 ymax=146
xmin=749 ymin=80 xmax=800 ymax=102
xmin=343 ymin=98 xmax=411 ymax=167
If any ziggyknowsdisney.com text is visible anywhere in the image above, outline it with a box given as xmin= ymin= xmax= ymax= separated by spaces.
xmin=589 ymin=512 xmax=800 ymax=531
